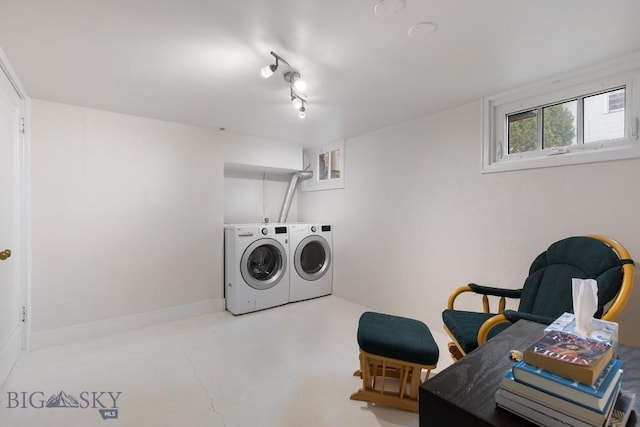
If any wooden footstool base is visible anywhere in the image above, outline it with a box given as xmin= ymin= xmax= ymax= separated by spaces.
xmin=350 ymin=312 xmax=439 ymax=412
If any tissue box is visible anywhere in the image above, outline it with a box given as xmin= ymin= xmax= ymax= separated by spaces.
xmin=545 ymin=312 xmax=619 ymax=354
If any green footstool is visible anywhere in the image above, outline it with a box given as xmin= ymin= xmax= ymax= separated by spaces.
xmin=350 ymin=311 xmax=439 ymax=412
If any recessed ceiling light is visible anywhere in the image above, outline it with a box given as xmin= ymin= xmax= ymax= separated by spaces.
xmin=408 ymin=21 xmax=437 ymax=39
xmin=374 ymin=0 xmax=407 ymax=17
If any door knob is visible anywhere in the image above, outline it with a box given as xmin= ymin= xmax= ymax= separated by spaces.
xmin=0 ymin=249 xmax=11 ymax=260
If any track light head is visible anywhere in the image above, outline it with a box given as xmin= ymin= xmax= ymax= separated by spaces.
xmin=261 ymin=63 xmax=277 ymax=78
xmin=298 ymin=102 xmax=306 ymax=119
xmin=293 ymin=78 xmax=306 ymax=93
xmin=261 ymin=53 xmax=279 ymax=78
xmin=285 ymin=71 xmax=306 ymax=93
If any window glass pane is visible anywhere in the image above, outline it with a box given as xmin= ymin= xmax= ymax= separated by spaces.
xmin=542 ymin=101 xmax=577 ymax=149
xmin=318 ymin=149 xmax=341 ymax=181
xmin=318 ymin=152 xmax=330 ymax=181
xmin=584 ymin=88 xmax=625 ymax=143
xmin=508 ymin=110 xmax=538 ymax=153
xmin=608 ymin=91 xmax=624 ymax=111
xmin=330 ymin=149 xmax=341 ymax=179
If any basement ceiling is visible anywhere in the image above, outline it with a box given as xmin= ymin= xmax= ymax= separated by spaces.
xmin=1 ymin=0 xmax=640 ymax=146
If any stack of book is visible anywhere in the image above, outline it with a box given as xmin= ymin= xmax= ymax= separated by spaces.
xmin=495 ymin=315 xmax=635 ymax=427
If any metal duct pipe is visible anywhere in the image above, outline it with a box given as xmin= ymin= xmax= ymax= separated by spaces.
xmin=278 ymin=170 xmax=313 ymax=223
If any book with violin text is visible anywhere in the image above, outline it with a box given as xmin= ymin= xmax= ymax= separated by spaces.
xmin=523 ymin=330 xmax=613 ymax=385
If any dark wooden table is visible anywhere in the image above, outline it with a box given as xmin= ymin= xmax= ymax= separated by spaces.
xmin=419 ymin=319 xmax=640 ymax=426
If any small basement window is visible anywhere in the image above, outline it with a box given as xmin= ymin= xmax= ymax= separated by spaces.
xmin=482 ymin=54 xmax=640 ymax=173
xmin=302 ymin=140 xmax=345 ymax=192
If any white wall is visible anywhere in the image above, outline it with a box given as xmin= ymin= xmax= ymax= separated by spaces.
xmin=299 ymin=101 xmax=640 ymax=345
xmin=30 ymin=100 xmax=301 ymax=338
xmin=224 ymin=169 xmax=298 ymax=224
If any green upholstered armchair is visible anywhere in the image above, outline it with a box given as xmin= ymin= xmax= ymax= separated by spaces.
xmin=442 ymin=235 xmax=635 ymax=361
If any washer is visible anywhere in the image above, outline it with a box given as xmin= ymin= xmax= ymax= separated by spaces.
xmin=289 ymin=223 xmax=333 ymax=302
xmin=224 ymin=224 xmax=290 ymax=315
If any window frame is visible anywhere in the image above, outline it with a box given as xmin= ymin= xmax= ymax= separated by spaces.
xmin=482 ymin=53 xmax=640 ymax=173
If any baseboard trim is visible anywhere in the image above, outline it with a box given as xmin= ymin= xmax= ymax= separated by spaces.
xmin=0 ymin=324 xmax=22 ymax=388
xmin=29 ymin=298 xmax=225 ymax=350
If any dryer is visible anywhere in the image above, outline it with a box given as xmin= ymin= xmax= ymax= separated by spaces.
xmin=289 ymin=224 xmax=333 ymax=302
xmin=224 ymin=224 xmax=290 ymax=315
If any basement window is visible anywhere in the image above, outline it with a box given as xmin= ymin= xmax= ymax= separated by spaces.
xmin=318 ymin=149 xmax=342 ymax=181
xmin=302 ymin=140 xmax=345 ymax=192
xmin=482 ymin=54 xmax=640 ymax=173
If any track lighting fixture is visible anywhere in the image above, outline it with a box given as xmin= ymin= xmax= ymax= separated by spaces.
xmin=261 ymin=51 xmax=308 ymax=118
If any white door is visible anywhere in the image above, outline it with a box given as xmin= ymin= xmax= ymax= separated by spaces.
xmin=0 ymin=65 xmax=24 ymax=384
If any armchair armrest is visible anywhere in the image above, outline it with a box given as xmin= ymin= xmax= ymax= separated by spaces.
xmin=447 ymin=284 xmax=523 ymax=314
xmin=477 ymin=310 xmax=556 ymax=346
xmin=477 ymin=314 xmax=510 ymax=346
xmin=446 ymin=285 xmax=473 ymax=309
xmin=502 ymin=310 xmax=556 ymax=325
xmin=468 ymin=283 xmax=523 ymax=298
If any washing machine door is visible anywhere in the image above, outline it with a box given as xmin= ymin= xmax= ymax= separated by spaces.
xmin=294 ymin=235 xmax=331 ymax=281
xmin=240 ymin=238 xmax=288 ymax=290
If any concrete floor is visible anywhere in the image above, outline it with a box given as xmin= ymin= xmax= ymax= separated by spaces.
xmin=0 ymin=296 xmax=453 ymax=427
